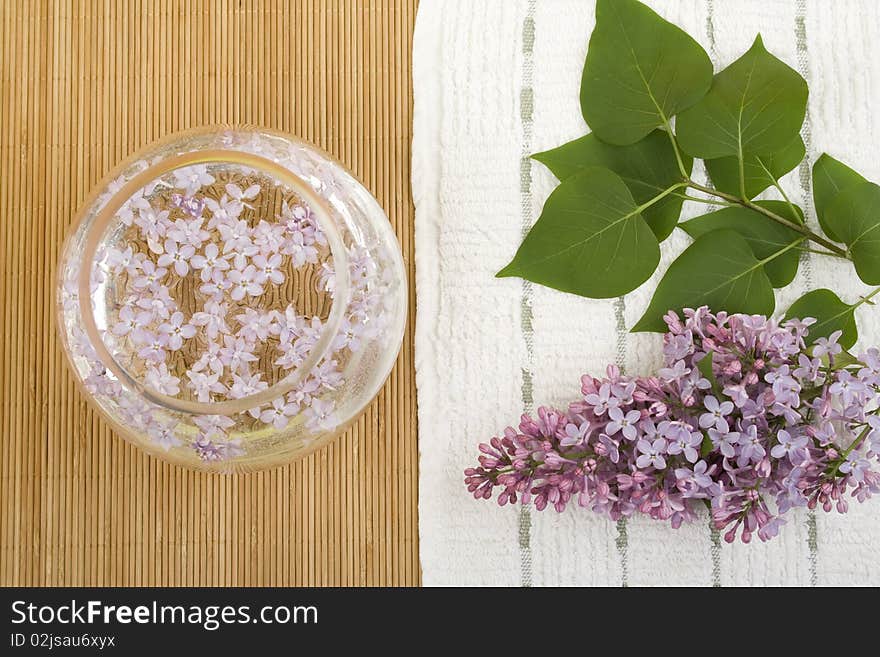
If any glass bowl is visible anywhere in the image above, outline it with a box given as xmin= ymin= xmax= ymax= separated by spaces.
xmin=56 ymin=126 xmax=407 ymax=472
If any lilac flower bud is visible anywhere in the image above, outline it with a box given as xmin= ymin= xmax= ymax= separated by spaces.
xmin=650 ymin=401 xmax=668 ymax=416
xmin=724 ymin=360 xmax=742 ymax=375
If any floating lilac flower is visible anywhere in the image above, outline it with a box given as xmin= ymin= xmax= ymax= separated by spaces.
xmin=227 ymin=265 xmax=264 ymax=301
xmin=236 ymin=308 xmax=274 ymax=342
xmin=167 ymin=217 xmax=210 ymax=249
xmin=205 ymin=194 xmax=243 ymax=228
xmin=135 ymin=285 xmax=176 ymax=320
xmin=133 ymin=329 xmax=167 ymax=363
xmin=218 ymin=335 xmax=259 ymax=373
xmin=144 ymin=363 xmax=181 ymax=396
xmin=283 ymin=229 xmax=319 ymax=267
xmin=304 ymin=398 xmax=338 ymax=432
xmin=132 ymin=261 xmax=167 ymax=290
xmin=198 ymin=269 xmax=233 ymax=299
xmin=112 ymin=304 xmax=152 ymax=337
xmin=190 ymin=242 xmax=230 ymax=282
xmin=157 ymin=238 xmax=195 ymax=276
xmin=158 ymin=311 xmax=196 ymax=351
xmin=252 ymin=253 xmax=285 ymax=286
xmin=225 ymin=182 xmax=260 ymax=208
xmin=259 ymin=397 xmax=299 ymax=429
xmin=190 ymin=300 xmax=229 ymax=340
xmin=228 ymin=372 xmax=269 ymax=400
xmin=133 ymin=207 xmax=171 ymax=253
xmin=186 ymin=363 xmax=227 ymax=402
xmin=173 ymin=164 xmax=215 ymax=196
xmin=147 ymin=420 xmax=182 ymax=451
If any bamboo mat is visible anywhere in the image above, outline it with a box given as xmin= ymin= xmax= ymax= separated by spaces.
xmin=0 ymin=0 xmax=419 ymax=586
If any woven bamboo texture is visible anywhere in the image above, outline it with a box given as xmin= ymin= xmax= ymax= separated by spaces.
xmin=0 ymin=0 xmax=419 ymax=586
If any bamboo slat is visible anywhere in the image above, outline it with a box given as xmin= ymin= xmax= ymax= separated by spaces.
xmin=0 ymin=0 xmax=419 ymax=586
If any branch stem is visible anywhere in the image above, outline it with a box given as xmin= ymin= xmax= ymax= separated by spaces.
xmin=685 ymin=179 xmax=849 ymax=257
xmin=851 ymin=285 xmax=880 ymax=310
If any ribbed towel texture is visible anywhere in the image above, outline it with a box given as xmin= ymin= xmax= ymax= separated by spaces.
xmin=413 ymin=0 xmax=880 ymax=586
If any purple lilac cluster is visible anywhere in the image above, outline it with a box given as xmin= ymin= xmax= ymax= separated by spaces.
xmin=464 ymin=307 xmax=880 ymax=543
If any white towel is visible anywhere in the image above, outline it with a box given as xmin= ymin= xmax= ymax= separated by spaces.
xmin=413 ymin=0 xmax=880 ymax=586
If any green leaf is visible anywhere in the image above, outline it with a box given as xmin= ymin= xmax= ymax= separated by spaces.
xmin=497 ymin=167 xmax=662 ymax=298
xmin=824 ymin=181 xmax=880 ymax=284
xmin=697 ymin=352 xmax=721 ymax=395
xmin=833 ymin=350 xmax=861 ymax=369
xmin=705 ymin=136 xmax=805 ymax=199
xmin=580 ymin=0 xmax=713 ymax=145
xmin=632 ymin=229 xmax=775 ymax=332
xmin=700 ymin=431 xmax=714 ymax=458
xmin=532 ymin=131 xmax=693 ymax=240
xmin=812 ymin=153 xmax=867 ymax=243
xmin=784 ymin=288 xmax=857 ymax=349
xmin=679 ymin=200 xmax=804 ymax=288
xmin=676 ymin=35 xmax=808 ymax=159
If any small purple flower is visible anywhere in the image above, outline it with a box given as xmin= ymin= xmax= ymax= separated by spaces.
xmin=658 ymin=359 xmax=689 ymax=382
xmin=793 ymin=353 xmax=820 ymax=382
xmin=709 ymin=427 xmax=739 ymax=459
xmin=135 ymin=285 xmax=176 ymax=320
xmin=867 ymin=415 xmax=880 ymax=454
xmin=560 ymin=420 xmax=590 ymax=447
xmin=304 ymin=397 xmax=338 ymax=432
xmin=218 ymin=335 xmax=259 ymax=372
xmin=770 ymin=429 xmax=809 ymax=465
xmin=667 ymin=428 xmax=702 ymax=463
xmin=813 ymin=330 xmax=843 ymax=358
xmin=736 ymin=424 xmax=766 ymax=467
xmin=219 ymin=220 xmax=257 ymax=256
xmin=171 ymin=193 xmax=206 ymax=218
xmin=675 ymin=460 xmax=715 ymax=497
xmin=829 ymin=370 xmax=866 ymax=407
xmin=133 ymin=329 xmax=167 ymax=363
xmin=699 ymin=395 xmax=733 ymax=431
xmin=840 ymin=453 xmax=870 ymax=483
xmin=598 ymin=434 xmax=620 ymax=463
xmin=636 ymin=438 xmax=667 ymax=470
xmin=583 ymin=382 xmax=615 ymax=416
xmin=190 ymin=300 xmax=229 ymax=340
xmin=606 ymin=406 xmax=641 ymax=440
